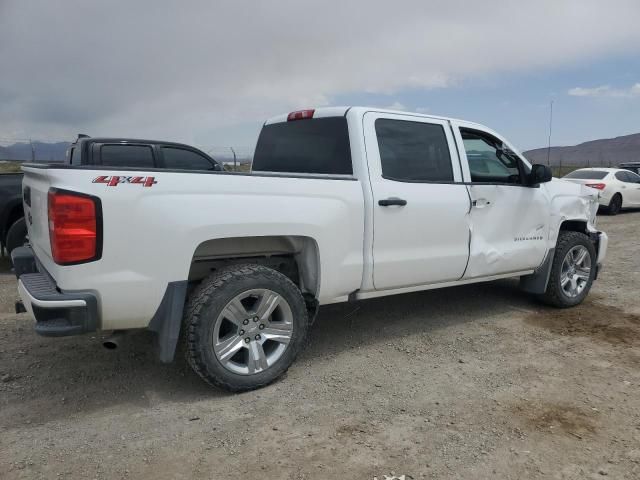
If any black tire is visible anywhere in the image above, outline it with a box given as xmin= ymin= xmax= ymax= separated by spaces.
xmin=183 ymin=264 xmax=309 ymax=392
xmin=606 ymin=193 xmax=622 ymax=215
xmin=6 ymin=217 xmax=27 ymax=256
xmin=538 ymin=231 xmax=596 ymax=308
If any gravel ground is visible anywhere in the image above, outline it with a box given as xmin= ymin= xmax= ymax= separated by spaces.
xmin=1 ymin=212 xmax=639 ymax=480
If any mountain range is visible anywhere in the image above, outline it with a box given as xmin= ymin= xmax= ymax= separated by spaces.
xmin=523 ymin=132 xmax=640 ymax=167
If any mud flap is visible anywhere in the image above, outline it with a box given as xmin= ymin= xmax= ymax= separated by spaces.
xmin=148 ymin=281 xmax=188 ymax=363
xmin=519 ymin=248 xmax=555 ymax=294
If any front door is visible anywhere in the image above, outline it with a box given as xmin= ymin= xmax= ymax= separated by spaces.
xmin=451 ymin=122 xmax=550 ymax=278
xmin=364 ymin=112 xmax=471 ymax=290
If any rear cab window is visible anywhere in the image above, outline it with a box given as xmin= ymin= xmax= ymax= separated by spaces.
xmin=252 ymin=117 xmax=352 ymax=175
xmin=99 ymin=144 xmax=155 ymax=168
xmin=564 ymin=170 xmax=608 ymax=180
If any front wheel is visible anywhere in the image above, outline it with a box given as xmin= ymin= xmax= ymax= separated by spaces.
xmin=539 ymin=231 xmax=596 ymax=308
xmin=183 ymin=264 xmax=309 ymax=392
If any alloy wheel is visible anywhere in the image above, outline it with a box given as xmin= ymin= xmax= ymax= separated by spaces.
xmin=560 ymin=245 xmax=592 ymax=298
xmin=211 ymin=289 xmax=293 ymax=375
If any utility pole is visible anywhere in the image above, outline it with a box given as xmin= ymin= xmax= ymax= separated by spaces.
xmin=230 ymin=147 xmax=237 ymax=171
xmin=29 ymin=138 xmax=36 ymax=161
xmin=546 ymin=100 xmax=553 ymax=168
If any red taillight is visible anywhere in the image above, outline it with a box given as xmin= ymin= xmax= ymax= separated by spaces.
xmin=585 ymin=183 xmax=606 ymax=190
xmin=48 ymin=190 xmax=100 ymax=264
xmin=287 ymin=109 xmax=315 ymax=121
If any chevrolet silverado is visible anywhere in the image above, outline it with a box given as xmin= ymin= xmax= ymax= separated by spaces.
xmin=13 ymin=107 xmax=608 ymax=391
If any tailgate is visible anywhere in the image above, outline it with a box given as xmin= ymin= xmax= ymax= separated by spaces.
xmin=21 ymin=166 xmax=54 ymax=260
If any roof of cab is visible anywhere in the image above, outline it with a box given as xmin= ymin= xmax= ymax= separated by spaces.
xmin=264 ymin=106 xmax=484 ymax=128
xmin=72 ymin=137 xmax=201 ymax=149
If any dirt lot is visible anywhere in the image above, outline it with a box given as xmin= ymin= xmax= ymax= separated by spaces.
xmin=1 ymin=212 xmax=639 ymax=480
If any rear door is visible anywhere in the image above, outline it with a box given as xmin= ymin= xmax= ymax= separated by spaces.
xmin=451 ymin=121 xmax=550 ymax=278
xmin=364 ymin=112 xmax=471 ymax=290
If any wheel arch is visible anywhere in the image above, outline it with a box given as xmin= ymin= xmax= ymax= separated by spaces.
xmin=522 ymin=219 xmax=589 ymax=295
xmin=559 ymin=219 xmax=588 ymax=235
xmin=187 ymin=235 xmax=321 ymax=298
xmin=150 ymin=236 xmax=321 ymax=365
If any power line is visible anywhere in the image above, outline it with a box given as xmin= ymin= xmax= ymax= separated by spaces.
xmin=546 ymin=99 xmax=553 ymax=167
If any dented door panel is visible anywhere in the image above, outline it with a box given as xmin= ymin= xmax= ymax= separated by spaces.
xmin=463 ymin=184 xmax=550 ymax=278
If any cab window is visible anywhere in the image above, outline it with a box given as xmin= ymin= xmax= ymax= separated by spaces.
xmin=461 ymin=129 xmax=523 ymax=184
xmin=100 ymin=144 xmax=155 ymax=168
xmin=375 ymin=118 xmax=454 ymax=182
xmin=161 ymin=147 xmax=217 ymax=170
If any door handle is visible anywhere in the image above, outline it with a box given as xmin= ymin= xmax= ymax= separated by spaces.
xmin=378 ymin=198 xmax=407 ymax=207
xmin=472 ymin=198 xmax=491 ymax=208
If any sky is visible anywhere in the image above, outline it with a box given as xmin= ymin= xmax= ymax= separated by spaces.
xmin=1 ymin=0 xmax=639 ymax=152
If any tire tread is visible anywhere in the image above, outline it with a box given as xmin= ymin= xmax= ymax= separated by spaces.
xmin=183 ymin=264 xmax=307 ymax=392
xmin=539 ymin=231 xmax=595 ymax=308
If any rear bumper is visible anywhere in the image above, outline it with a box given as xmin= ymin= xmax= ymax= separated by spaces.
xmin=598 ymin=191 xmax=612 ymax=206
xmin=12 ymin=246 xmax=98 ymax=337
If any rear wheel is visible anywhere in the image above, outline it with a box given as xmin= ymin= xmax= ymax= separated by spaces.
xmin=539 ymin=231 xmax=596 ymax=308
xmin=183 ymin=264 xmax=309 ymax=392
xmin=606 ymin=193 xmax=622 ymax=215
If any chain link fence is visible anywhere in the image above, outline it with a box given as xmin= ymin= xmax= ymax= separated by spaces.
xmin=200 ymin=146 xmax=254 ymax=172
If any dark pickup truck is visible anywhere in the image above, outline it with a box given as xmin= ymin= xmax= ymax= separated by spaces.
xmin=619 ymin=162 xmax=640 ymax=175
xmin=0 ymin=136 xmax=221 ymax=256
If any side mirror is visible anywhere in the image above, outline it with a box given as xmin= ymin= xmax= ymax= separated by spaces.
xmin=529 ymin=164 xmax=552 ymax=185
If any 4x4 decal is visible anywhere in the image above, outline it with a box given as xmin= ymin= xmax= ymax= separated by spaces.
xmin=93 ymin=175 xmax=157 ymax=187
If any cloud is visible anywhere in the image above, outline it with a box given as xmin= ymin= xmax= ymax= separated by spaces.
xmin=568 ymin=83 xmax=640 ymax=98
xmin=1 ymin=0 xmax=640 ymax=143
xmin=378 ymin=102 xmax=408 ymax=111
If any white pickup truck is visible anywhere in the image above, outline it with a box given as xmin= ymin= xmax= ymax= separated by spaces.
xmin=14 ymin=107 xmax=607 ymax=392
